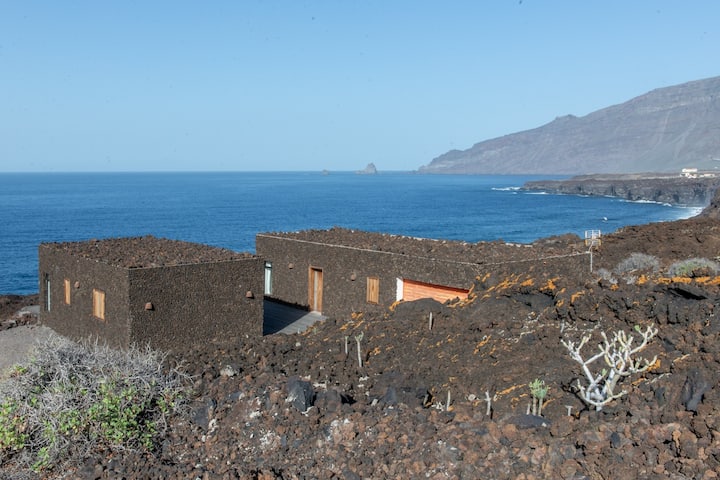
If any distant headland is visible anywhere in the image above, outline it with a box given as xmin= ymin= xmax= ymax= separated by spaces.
xmin=522 ymin=170 xmax=720 ymax=207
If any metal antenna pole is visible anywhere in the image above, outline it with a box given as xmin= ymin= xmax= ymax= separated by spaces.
xmin=584 ymin=230 xmax=601 ymax=274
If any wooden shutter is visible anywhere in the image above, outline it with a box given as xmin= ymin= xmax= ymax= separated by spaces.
xmin=92 ymin=289 xmax=105 ymax=320
xmin=367 ymin=276 xmax=380 ymax=304
xmin=402 ymin=279 xmax=469 ymax=303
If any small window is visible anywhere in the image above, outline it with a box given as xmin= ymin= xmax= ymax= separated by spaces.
xmin=44 ymin=274 xmax=51 ymax=312
xmin=92 ymin=289 xmax=106 ymax=320
xmin=367 ymin=276 xmax=379 ymax=304
xmin=264 ymin=261 xmax=273 ymax=295
xmin=63 ymin=279 xmax=71 ymax=305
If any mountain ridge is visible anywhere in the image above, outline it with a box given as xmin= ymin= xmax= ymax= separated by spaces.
xmin=419 ymin=76 xmax=720 ymax=174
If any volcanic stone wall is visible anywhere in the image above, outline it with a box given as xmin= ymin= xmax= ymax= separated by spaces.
xmin=39 ymin=244 xmax=131 ymax=348
xmin=127 ymin=258 xmax=263 ymax=351
xmin=256 ymin=233 xmax=481 ymax=319
xmin=39 ymin=237 xmax=263 ymax=351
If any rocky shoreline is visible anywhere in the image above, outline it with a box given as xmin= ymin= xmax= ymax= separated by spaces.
xmin=523 ymin=172 xmax=720 ymax=206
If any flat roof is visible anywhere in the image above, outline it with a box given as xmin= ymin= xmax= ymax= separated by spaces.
xmin=257 ymin=227 xmax=584 ymax=264
xmin=40 ymin=235 xmax=255 ymax=268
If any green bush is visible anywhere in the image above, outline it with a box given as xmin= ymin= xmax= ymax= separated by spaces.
xmin=0 ymin=334 xmax=190 ymax=472
xmin=667 ymin=257 xmax=720 ymax=278
xmin=0 ymin=401 xmax=28 ymax=452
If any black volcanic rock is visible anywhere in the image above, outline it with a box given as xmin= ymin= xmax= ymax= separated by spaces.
xmin=419 ymin=76 xmax=720 ymax=174
xmin=523 ymin=173 xmax=720 ymax=206
xmin=700 ymin=186 xmax=720 ymax=218
xmin=6 ymin=216 xmax=720 ymax=478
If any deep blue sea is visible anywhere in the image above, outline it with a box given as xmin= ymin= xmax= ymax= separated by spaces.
xmin=0 ymin=172 xmax=702 ymax=295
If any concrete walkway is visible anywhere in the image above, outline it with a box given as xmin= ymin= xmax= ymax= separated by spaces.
xmin=263 ymin=300 xmax=327 ymax=335
xmin=0 ymin=324 xmax=55 ymax=381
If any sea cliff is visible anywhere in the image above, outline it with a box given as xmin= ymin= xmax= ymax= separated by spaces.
xmin=523 ymin=172 xmax=720 ymax=207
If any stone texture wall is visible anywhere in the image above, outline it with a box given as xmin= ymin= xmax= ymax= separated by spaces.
xmin=39 ymin=244 xmax=131 ymax=348
xmin=128 ymin=258 xmax=263 ymax=352
xmin=39 ymin=240 xmax=264 ymax=351
xmin=256 ymin=233 xmax=480 ymax=319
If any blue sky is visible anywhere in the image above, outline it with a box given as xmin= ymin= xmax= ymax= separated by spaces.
xmin=1 ymin=2 xmax=718 ymax=172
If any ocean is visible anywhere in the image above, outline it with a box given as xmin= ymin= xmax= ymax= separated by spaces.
xmin=0 ymin=172 xmax=702 ymax=295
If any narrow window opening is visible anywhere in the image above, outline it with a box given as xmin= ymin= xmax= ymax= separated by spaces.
xmin=63 ymin=279 xmax=71 ymax=305
xmin=264 ymin=261 xmax=273 ymax=295
xmin=44 ymin=274 xmax=51 ymax=312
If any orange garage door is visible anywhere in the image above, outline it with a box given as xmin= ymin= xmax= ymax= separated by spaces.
xmin=402 ymin=279 xmax=469 ymax=303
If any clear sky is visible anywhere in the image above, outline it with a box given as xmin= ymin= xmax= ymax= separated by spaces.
xmin=1 ymin=1 xmax=718 ymax=172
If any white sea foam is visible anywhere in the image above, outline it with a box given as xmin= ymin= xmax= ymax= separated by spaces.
xmin=620 ymin=198 xmax=673 ymax=207
xmin=675 ymin=206 xmax=704 ymax=219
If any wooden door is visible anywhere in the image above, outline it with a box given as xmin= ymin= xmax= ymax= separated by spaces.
xmin=308 ymin=267 xmax=323 ymax=312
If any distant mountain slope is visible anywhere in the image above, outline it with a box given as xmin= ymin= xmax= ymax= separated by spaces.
xmin=419 ymin=76 xmax=720 ymax=174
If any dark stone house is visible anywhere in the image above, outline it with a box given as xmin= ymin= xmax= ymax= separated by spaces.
xmin=256 ymin=228 xmax=588 ymax=319
xmin=38 ymin=228 xmax=585 ymax=348
xmin=256 ymin=228 xmax=483 ymax=318
xmin=39 ymin=236 xmax=263 ymax=351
